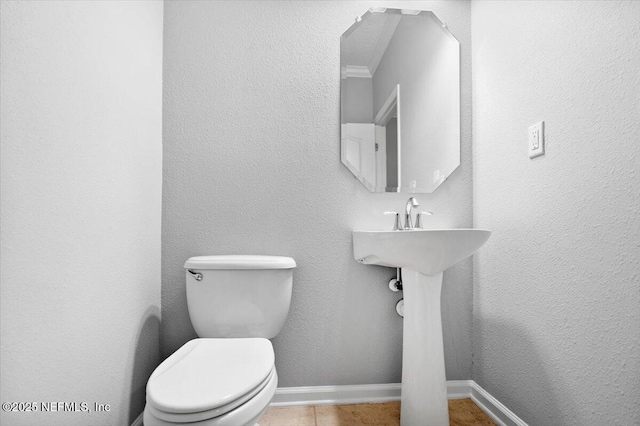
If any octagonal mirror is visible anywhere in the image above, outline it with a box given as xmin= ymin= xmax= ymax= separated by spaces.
xmin=341 ymin=8 xmax=460 ymax=193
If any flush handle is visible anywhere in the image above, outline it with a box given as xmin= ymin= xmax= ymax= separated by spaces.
xmin=188 ymin=270 xmax=203 ymax=281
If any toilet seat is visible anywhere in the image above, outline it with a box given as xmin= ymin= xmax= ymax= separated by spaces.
xmin=144 ymin=368 xmax=277 ymax=426
xmin=145 ymin=338 xmax=275 ymax=423
xmin=147 ymin=367 xmax=275 ymax=423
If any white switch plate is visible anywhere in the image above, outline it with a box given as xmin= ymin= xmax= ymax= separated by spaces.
xmin=529 ymin=121 xmax=544 ymax=158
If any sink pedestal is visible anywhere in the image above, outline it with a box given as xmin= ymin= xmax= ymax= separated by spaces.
xmin=400 ymin=269 xmax=449 ymax=426
xmin=352 ymin=228 xmax=491 ymax=426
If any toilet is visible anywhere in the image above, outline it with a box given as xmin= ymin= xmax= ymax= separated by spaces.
xmin=143 ymin=255 xmax=296 ymax=426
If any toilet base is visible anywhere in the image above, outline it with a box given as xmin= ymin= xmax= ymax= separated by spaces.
xmin=144 ymin=410 xmax=266 ymax=426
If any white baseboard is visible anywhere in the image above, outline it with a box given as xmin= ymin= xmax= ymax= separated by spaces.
xmin=271 ymin=380 xmax=527 ymax=426
xmin=467 ymin=381 xmax=528 ymax=426
xmin=131 ymin=412 xmax=143 ymax=426
xmin=271 ymin=382 xmax=402 ymax=407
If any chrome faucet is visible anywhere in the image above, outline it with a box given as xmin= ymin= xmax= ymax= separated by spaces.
xmin=403 ymin=197 xmax=419 ymax=229
xmin=385 ymin=198 xmax=433 ymax=230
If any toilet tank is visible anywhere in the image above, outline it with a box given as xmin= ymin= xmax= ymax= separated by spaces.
xmin=184 ymin=255 xmax=296 ymax=339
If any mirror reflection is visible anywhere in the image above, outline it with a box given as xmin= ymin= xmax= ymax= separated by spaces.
xmin=341 ymin=8 xmax=460 ymax=193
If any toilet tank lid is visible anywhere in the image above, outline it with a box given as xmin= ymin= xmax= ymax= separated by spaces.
xmin=184 ymin=255 xmax=296 ymax=270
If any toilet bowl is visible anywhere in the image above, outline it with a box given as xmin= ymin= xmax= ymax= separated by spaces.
xmin=144 ymin=339 xmax=277 ymax=426
xmin=143 ymin=255 xmax=296 ymax=426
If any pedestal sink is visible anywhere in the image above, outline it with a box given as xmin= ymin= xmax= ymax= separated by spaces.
xmin=353 ymin=229 xmax=491 ymax=426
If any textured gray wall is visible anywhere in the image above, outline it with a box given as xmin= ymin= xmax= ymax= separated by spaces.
xmin=162 ymin=0 xmax=472 ymax=387
xmin=472 ymin=1 xmax=640 ymax=424
xmin=0 ymin=1 xmax=163 ymax=424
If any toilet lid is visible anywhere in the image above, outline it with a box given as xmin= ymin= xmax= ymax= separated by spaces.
xmin=146 ymin=338 xmax=275 ymax=414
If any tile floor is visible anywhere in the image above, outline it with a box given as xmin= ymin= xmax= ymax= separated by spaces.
xmin=259 ymin=399 xmax=497 ymax=425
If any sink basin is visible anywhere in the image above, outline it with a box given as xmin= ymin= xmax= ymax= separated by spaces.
xmin=352 ymin=228 xmax=491 ymax=425
xmin=353 ymin=229 xmax=491 ymax=275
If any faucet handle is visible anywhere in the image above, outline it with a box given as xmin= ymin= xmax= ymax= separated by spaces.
xmin=383 ymin=211 xmax=401 ymax=231
xmin=415 ymin=211 xmax=433 ymax=229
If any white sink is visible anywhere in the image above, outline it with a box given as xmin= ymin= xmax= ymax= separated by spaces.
xmin=352 ymin=228 xmax=490 ymax=426
xmin=353 ymin=229 xmax=491 ymax=275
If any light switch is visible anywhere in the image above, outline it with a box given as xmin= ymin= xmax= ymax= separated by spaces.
xmin=529 ymin=121 xmax=544 ymax=158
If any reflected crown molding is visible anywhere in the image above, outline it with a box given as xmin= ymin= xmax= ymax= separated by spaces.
xmin=341 ymin=65 xmax=372 ymax=79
